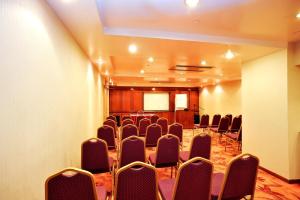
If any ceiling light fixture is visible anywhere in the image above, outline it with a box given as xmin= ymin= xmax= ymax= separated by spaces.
xmin=104 ymin=70 xmax=109 ymax=76
xmin=140 ymin=69 xmax=145 ymax=74
xmin=128 ymin=44 xmax=138 ymax=54
xmin=152 ymin=87 xmax=156 ymax=91
xmin=225 ymin=49 xmax=235 ymax=60
xmin=185 ymin=0 xmax=199 ymax=8
xmin=148 ymin=57 xmax=154 ymax=63
xmin=297 ymin=12 xmax=300 ymax=19
xmin=97 ymin=58 xmax=105 ymax=66
xmin=201 ymin=60 xmax=207 ymax=65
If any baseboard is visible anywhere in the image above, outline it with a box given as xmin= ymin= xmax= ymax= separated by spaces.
xmin=259 ymin=166 xmax=300 ymax=184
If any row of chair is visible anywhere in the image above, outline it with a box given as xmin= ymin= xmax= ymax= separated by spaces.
xmin=46 ymin=153 xmax=259 ymax=200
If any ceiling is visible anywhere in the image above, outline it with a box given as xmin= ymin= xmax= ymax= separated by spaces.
xmin=46 ymin=0 xmax=300 ymax=87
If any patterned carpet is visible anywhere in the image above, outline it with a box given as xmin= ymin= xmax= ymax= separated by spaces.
xmin=94 ymin=129 xmax=300 ymax=199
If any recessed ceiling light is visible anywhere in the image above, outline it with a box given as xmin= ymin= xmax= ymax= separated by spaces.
xmin=185 ymin=0 xmax=199 ymax=8
xmin=97 ymin=58 xmax=104 ymax=66
xmin=225 ymin=49 xmax=235 ymax=60
xmin=140 ymin=69 xmax=145 ymax=74
xmin=201 ymin=60 xmax=207 ymax=65
xmin=154 ymin=77 xmax=158 ymax=81
xmin=152 ymin=87 xmax=156 ymax=91
xmin=104 ymin=70 xmax=109 ymax=76
xmin=128 ymin=44 xmax=138 ymax=54
xmin=297 ymin=12 xmax=300 ymax=19
xmin=148 ymin=57 xmax=154 ymax=63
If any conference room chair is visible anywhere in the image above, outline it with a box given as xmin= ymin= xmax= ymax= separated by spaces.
xmin=113 ymin=161 xmax=158 ymax=200
xmin=81 ymin=138 xmax=114 ymax=174
xmin=145 ymin=123 xmax=162 ymax=147
xmin=225 ymin=114 xmax=233 ymax=127
xmin=118 ymin=136 xmax=146 ymax=169
xmin=121 ymin=118 xmax=134 ymax=127
xmin=210 ymin=116 xmax=230 ymax=142
xmin=97 ymin=125 xmax=117 ymax=151
xmin=138 ymin=118 xmax=151 ymax=137
xmin=103 ymin=119 xmax=118 ymax=138
xmin=193 ymin=114 xmax=209 ymax=135
xmin=211 ymin=153 xmax=259 ymax=200
xmin=157 ymin=117 xmax=168 ymax=135
xmin=150 ymin=114 xmax=159 ymax=124
xmin=107 ymin=115 xmax=117 ymax=122
xmin=168 ymin=123 xmax=183 ymax=144
xmin=121 ymin=115 xmax=131 ymax=121
xmin=158 ymin=157 xmax=213 ymax=200
xmin=209 ymin=114 xmax=221 ymax=128
xmin=45 ymin=167 xmax=107 ymax=200
xmin=120 ymin=124 xmax=138 ymax=141
xmin=180 ymin=134 xmax=211 ymax=163
xmin=149 ymin=134 xmax=179 ymax=177
xmin=136 ymin=115 xmax=144 ymax=127
xmin=224 ymin=115 xmax=242 ymax=151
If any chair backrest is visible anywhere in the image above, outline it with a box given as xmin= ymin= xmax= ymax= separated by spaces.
xmin=139 ymin=118 xmax=151 ymax=137
xmin=107 ymin=115 xmax=116 ymax=122
xmin=114 ymin=162 xmax=158 ymax=200
xmin=217 ymin=117 xmax=229 ymax=133
xmin=157 ymin=117 xmax=168 ymax=135
xmin=150 ymin=114 xmax=159 ymax=124
xmin=189 ymin=134 xmax=211 ymax=160
xmin=218 ymin=153 xmax=259 ymax=200
xmin=121 ymin=119 xmax=134 ymax=127
xmin=230 ymin=115 xmax=242 ymax=132
xmin=136 ymin=115 xmax=144 ymax=127
xmin=81 ymin=138 xmax=110 ymax=173
xmin=155 ymin=134 xmax=179 ymax=167
xmin=97 ymin=125 xmax=116 ymax=150
xmin=103 ymin=119 xmax=117 ymax=137
xmin=119 ymin=136 xmax=146 ymax=168
xmin=122 ymin=115 xmax=132 ymax=121
xmin=168 ymin=123 xmax=183 ymax=142
xmin=145 ymin=123 xmax=162 ymax=147
xmin=211 ymin=114 xmax=221 ymax=127
xmin=173 ymin=157 xmax=213 ymax=200
xmin=225 ymin=114 xmax=232 ymax=126
xmin=45 ymin=168 xmax=98 ymax=200
xmin=121 ymin=124 xmax=138 ymax=140
xmin=199 ymin=114 xmax=209 ymax=128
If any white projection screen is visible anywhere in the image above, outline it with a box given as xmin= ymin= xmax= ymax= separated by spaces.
xmin=143 ymin=92 xmax=169 ymax=111
xmin=175 ymin=93 xmax=188 ymax=110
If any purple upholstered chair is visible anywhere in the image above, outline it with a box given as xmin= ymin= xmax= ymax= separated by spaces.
xmin=149 ymin=134 xmax=179 ymax=177
xmin=211 ymin=153 xmax=259 ymax=200
xmin=193 ymin=114 xmax=209 ymax=135
xmin=119 ymin=136 xmax=146 ymax=168
xmin=210 ymin=116 xmax=229 ymax=142
xmin=151 ymin=114 xmax=159 ymax=124
xmin=81 ymin=138 xmax=114 ymax=174
xmin=225 ymin=114 xmax=233 ymax=127
xmin=180 ymin=134 xmax=211 ymax=162
xmin=157 ymin=117 xmax=168 ymax=135
xmin=159 ymin=157 xmax=213 ymax=200
xmin=103 ymin=119 xmax=117 ymax=138
xmin=107 ymin=115 xmax=117 ymax=122
xmin=210 ymin=114 xmax=221 ymax=128
xmin=139 ymin=118 xmax=151 ymax=137
xmin=121 ymin=124 xmax=138 ymax=141
xmin=225 ymin=126 xmax=242 ymax=152
xmin=45 ymin=168 xmax=107 ymax=200
xmin=136 ymin=115 xmax=144 ymax=127
xmin=168 ymin=123 xmax=183 ymax=143
xmin=97 ymin=125 xmax=116 ymax=150
xmin=145 ymin=123 xmax=162 ymax=147
xmin=228 ymin=115 xmax=242 ymax=132
xmin=121 ymin=119 xmax=134 ymax=127
xmin=114 ymin=162 xmax=158 ymax=200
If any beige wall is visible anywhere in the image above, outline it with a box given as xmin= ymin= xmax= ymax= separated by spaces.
xmin=287 ymin=42 xmax=300 ymax=179
xmin=199 ymin=81 xmax=241 ymax=119
xmin=242 ymin=50 xmax=290 ymax=178
xmin=0 ymin=1 xmax=104 ymax=199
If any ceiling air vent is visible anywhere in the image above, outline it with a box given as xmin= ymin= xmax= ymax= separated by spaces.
xmin=169 ymin=65 xmax=214 ymax=72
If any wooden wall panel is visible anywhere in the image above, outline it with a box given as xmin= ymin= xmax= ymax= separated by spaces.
xmin=121 ymin=91 xmax=131 ymax=112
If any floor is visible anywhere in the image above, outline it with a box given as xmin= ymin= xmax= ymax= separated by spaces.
xmin=94 ymin=129 xmax=300 ymax=199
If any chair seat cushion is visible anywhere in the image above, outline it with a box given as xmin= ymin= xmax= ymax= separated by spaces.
xmin=149 ymin=153 xmax=156 ymax=165
xmin=210 ymin=127 xmax=218 ymax=132
xmin=179 ymin=151 xmax=189 ymax=162
xmin=96 ymin=185 xmax=107 ymax=200
xmin=158 ymin=179 xmax=175 ymax=200
xmin=211 ymin=173 xmax=224 ymax=199
xmin=225 ymin=133 xmax=238 ymax=140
